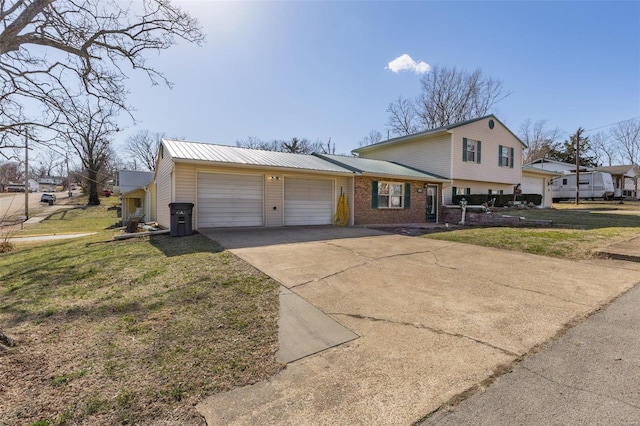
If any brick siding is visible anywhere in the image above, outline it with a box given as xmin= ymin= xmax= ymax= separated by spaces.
xmin=354 ymin=176 xmax=439 ymax=225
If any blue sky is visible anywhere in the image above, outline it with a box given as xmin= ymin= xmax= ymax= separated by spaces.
xmin=119 ymin=1 xmax=640 ymax=156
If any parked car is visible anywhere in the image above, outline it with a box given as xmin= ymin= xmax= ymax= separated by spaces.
xmin=103 ymin=189 xmax=112 ymax=197
xmin=40 ymin=193 xmax=56 ymax=204
xmin=70 ymin=184 xmax=76 ymax=190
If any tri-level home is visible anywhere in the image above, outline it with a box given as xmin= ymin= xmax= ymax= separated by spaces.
xmin=352 ymin=115 xmax=525 ymax=204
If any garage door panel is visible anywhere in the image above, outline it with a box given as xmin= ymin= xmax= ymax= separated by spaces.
xmin=197 ymin=173 xmax=263 ymax=228
xmin=522 ymin=176 xmax=543 ymax=194
xmin=284 ymin=177 xmax=333 ymax=226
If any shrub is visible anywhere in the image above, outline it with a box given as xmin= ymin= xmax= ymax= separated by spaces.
xmin=452 ymin=193 xmax=542 ymax=207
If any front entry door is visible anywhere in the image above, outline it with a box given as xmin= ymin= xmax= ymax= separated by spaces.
xmin=426 ymin=185 xmax=438 ymax=222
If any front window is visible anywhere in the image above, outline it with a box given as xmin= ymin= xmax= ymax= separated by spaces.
xmin=378 ymin=182 xmax=403 ymax=208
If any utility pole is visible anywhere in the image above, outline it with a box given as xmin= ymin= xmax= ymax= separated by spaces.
xmin=24 ymin=130 xmax=29 ymax=219
xmin=575 ymin=128 xmax=581 ymax=206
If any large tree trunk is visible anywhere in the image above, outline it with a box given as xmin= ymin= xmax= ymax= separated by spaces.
xmin=87 ymin=169 xmax=100 ymax=206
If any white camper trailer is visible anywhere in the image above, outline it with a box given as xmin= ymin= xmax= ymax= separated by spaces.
xmin=551 ymin=171 xmax=614 ymax=202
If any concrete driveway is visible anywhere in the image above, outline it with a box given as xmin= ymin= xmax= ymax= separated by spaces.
xmin=198 ymin=226 xmax=640 ymax=425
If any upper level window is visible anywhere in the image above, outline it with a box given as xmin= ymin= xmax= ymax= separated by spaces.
xmin=498 ymin=145 xmax=514 ymax=168
xmin=378 ymin=182 xmax=403 ymax=208
xmin=462 ymin=138 xmax=481 ymax=164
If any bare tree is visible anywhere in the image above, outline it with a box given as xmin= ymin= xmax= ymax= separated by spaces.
xmin=125 ymin=130 xmax=164 ymax=171
xmin=0 ymin=0 xmax=204 ymax=148
xmin=590 ymin=131 xmax=619 ymax=167
xmin=386 ymin=97 xmax=418 ymax=137
xmin=412 ymin=65 xmax=509 ymax=130
xmin=236 ymin=137 xmax=323 ymax=154
xmin=358 ymin=129 xmax=383 ymax=147
xmin=33 ymin=147 xmax=63 ymax=178
xmin=235 ymin=137 xmax=280 ymax=151
xmin=518 ymin=119 xmax=563 ymax=163
xmin=610 ymin=118 xmax=640 ymax=165
xmin=316 ymin=138 xmax=336 ymax=154
xmin=57 ymin=96 xmax=120 ymax=205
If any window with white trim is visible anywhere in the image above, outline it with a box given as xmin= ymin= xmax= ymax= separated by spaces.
xmin=378 ymin=182 xmax=403 ymax=208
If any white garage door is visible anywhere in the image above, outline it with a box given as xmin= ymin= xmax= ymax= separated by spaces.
xmin=284 ymin=177 xmax=333 ymax=226
xmin=522 ymin=175 xmax=543 ymax=195
xmin=197 ymin=173 xmax=264 ymax=227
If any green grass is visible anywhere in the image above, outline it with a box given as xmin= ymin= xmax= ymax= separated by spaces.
xmin=428 ymin=201 xmax=640 ymax=260
xmin=12 ymin=205 xmax=118 ymax=235
xmin=0 ymin=208 xmax=281 ymax=425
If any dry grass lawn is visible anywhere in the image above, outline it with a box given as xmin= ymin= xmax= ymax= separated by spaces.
xmin=0 ymin=207 xmax=281 ymax=425
xmin=427 ymin=201 xmax=640 ymax=260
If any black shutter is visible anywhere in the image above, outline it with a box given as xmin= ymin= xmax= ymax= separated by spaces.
xmin=462 ymin=138 xmax=468 ymax=162
xmin=477 ymin=140 xmax=482 ymax=163
xmin=498 ymin=144 xmax=503 ymax=166
xmin=404 ymin=183 xmax=411 ymax=209
xmin=371 ymin=180 xmax=378 ymax=208
xmin=510 ymin=147 xmax=514 ymax=169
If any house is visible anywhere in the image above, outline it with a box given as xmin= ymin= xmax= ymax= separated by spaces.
xmin=351 ymin=115 xmax=525 ymax=204
xmin=153 ymin=140 xmax=449 ymax=230
xmin=526 ymin=158 xmax=590 ymax=174
xmin=594 ymin=165 xmax=639 ymax=199
xmin=116 ymin=170 xmax=155 ymax=224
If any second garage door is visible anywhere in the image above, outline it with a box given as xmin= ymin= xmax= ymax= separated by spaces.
xmin=197 ymin=172 xmax=264 ymax=228
xmin=284 ymin=177 xmax=333 ymax=226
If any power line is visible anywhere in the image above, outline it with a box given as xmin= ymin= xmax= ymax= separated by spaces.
xmin=584 ymin=116 xmax=640 ymax=133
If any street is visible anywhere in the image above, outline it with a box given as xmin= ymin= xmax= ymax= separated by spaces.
xmin=0 ymin=190 xmax=76 ymax=223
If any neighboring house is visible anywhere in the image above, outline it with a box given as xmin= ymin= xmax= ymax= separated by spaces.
xmin=521 ymin=166 xmax=561 ymax=207
xmin=153 ymin=140 xmax=449 ymax=230
xmin=526 ymin=158 xmax=590 ymax=174
xmin=594 ymin=165 xmax=639 ymax=199
xmin=116 ymin=170 xmax=155 ymax=224
xmin=352 ymin=115 xmax=525 ymax=204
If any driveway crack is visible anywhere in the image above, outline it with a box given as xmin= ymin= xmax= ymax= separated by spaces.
xmin=483 ymin=277 xmax=592 ymax=307
xmin=330 ymin=312 xmax=519 ymax=357
xmin=521 ymin=366 xmax=640 ymax=411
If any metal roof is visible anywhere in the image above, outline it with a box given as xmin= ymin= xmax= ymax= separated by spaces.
xmin=313 ymin=154 xmax=449 ymax=181
xmin=162 ymin=139 xmax=353 ymax=174
xmin=352 ymin=115 xmax=525 ymax=155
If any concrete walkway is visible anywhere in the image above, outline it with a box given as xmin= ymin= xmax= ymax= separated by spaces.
xmin=198 ymin=227 xmax=640 ymax=425
xmin=593 ymin=235 xmax=640 ymax=262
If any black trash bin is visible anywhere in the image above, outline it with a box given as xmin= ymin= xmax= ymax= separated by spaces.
xmin=168 ymin=202 xmax=194 ymax=237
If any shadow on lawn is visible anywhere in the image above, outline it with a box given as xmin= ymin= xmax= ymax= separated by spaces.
xmin=149 ymin=233 xmax=224 ymax=257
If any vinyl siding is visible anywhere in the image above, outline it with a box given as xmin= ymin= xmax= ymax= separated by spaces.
xmin=450 ymin=118 xmax=522 ymax=185
xmin=522 ymin=171 xmax=553 ymax=207
xmin=359 ymin=133 xmax=452 ymax=178
xmin=265 ymin=174 xmax=283 ymax=227
xmin=166 ymin=162 xmax=354 ymax=229
xmin=155 ymin=147 xmax=174 ymax=228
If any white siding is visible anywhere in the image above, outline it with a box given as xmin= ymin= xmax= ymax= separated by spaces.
xmin=450 ymin=118 xmax=523 ymax=185
xmin=155 ymin=146 xmax=174 ymax=228
xmin=522 ymin=171 xmax=554 ymax=207
xmin=265 ymin=174 xmax=283 ymax=227
xmin=362 ymin=134 xmax=452 ymax=178
xmin=284 ymin=177 xmax=333 ymax=225
xmin=197 ymin=172 xmax=264 ymax=227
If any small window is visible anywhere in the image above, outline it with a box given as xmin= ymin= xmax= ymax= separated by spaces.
xmin=562 ymin=178 xmax=567 ymax=185
xmin=462 ymin=138 xmax=481 ymax=163
xmin=378 ymin=182 xmax=403 ymax=208
xmin=498 ymin=145 xmax=514 ymax=168
xmin=500 ymin=146 xmax=510 ymax=167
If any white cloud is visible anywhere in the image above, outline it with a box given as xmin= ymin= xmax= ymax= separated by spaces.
xmin=386 ymin=54 xmax=430 ymax=74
